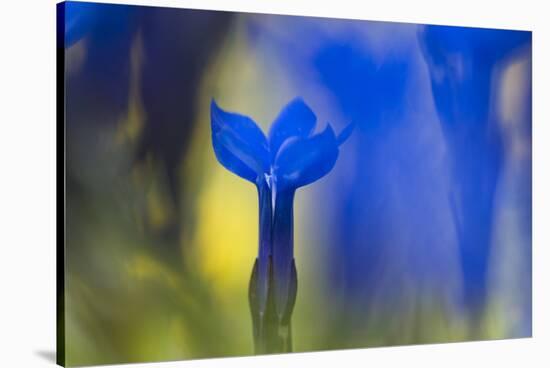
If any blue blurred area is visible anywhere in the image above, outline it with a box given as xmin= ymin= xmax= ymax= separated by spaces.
xmin=65 ymin=1 xmax=136 ymax=48
xmin=419 ymin=25 xmax=531 ymax=314
xmin=315 ymin=44 xmax=410 ymax=132
xmin=248 ymin=15 xmax=532 ymax=338
xmin=64 ymin=1 xmax=99 ymax=47
xmin=311 ymin=32 xmax=421 ymax=299
xmin=64 ymin=2 xmax=137 ymax=121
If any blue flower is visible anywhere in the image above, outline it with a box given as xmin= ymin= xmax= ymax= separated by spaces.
xmin=211 ymin=98 xmax=352 ymax=191
xmin=211 ymin=98 xmax=353 ymax=353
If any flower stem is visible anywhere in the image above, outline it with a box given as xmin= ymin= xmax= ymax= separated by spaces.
xmin=272 ymin=188 xmax=297 ymax=324
xmin=249 ymin=182 xmax=297 ymax=354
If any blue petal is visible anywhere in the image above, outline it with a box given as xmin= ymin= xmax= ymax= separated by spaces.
xmin=337 ymin=122 xmax=355 ymax=145
xmin=273 ymin=125 xmax=339 ymax=190
xmin=211 ymin=100 xmax=270 ymax=183
xmin=268 ymin=98 xmax=317 ymax=160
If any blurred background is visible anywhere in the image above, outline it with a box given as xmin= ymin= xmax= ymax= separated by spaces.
xmin=61 ymin=2 xmax=532 ymax=366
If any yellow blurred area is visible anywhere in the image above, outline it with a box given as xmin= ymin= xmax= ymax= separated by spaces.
xmin=192 ymin=168 xmax=258 ymax=295
xmin=126 ymin=253 xmax=180 ymax=289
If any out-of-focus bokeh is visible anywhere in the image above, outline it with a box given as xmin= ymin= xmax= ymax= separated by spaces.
xmin=61 ymin=2 xmax=532 ymax=366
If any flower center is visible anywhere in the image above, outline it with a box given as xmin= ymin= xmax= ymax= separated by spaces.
xmin=264 ymin=169 xmax=277 ymax=214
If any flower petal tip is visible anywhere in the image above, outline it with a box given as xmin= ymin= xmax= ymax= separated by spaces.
xmin=210 ymin=99 xmax=270 ymax=183
xmin=337 ymin=122 xmax=355 ymax=146
xmin=268 ymin=97 xmax=317 ymax=158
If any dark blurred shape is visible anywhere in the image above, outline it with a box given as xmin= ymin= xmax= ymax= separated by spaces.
xmin=137 ymin=7 xmax=232 ymax=242
xmin=65 ymin=3 xmax=137 ymax=123
xmin=65 ymin=3 xmax=232 ymax=265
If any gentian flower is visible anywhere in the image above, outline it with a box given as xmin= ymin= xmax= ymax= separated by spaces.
xmin=211 ymin=98 xmax=353 ymax=353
